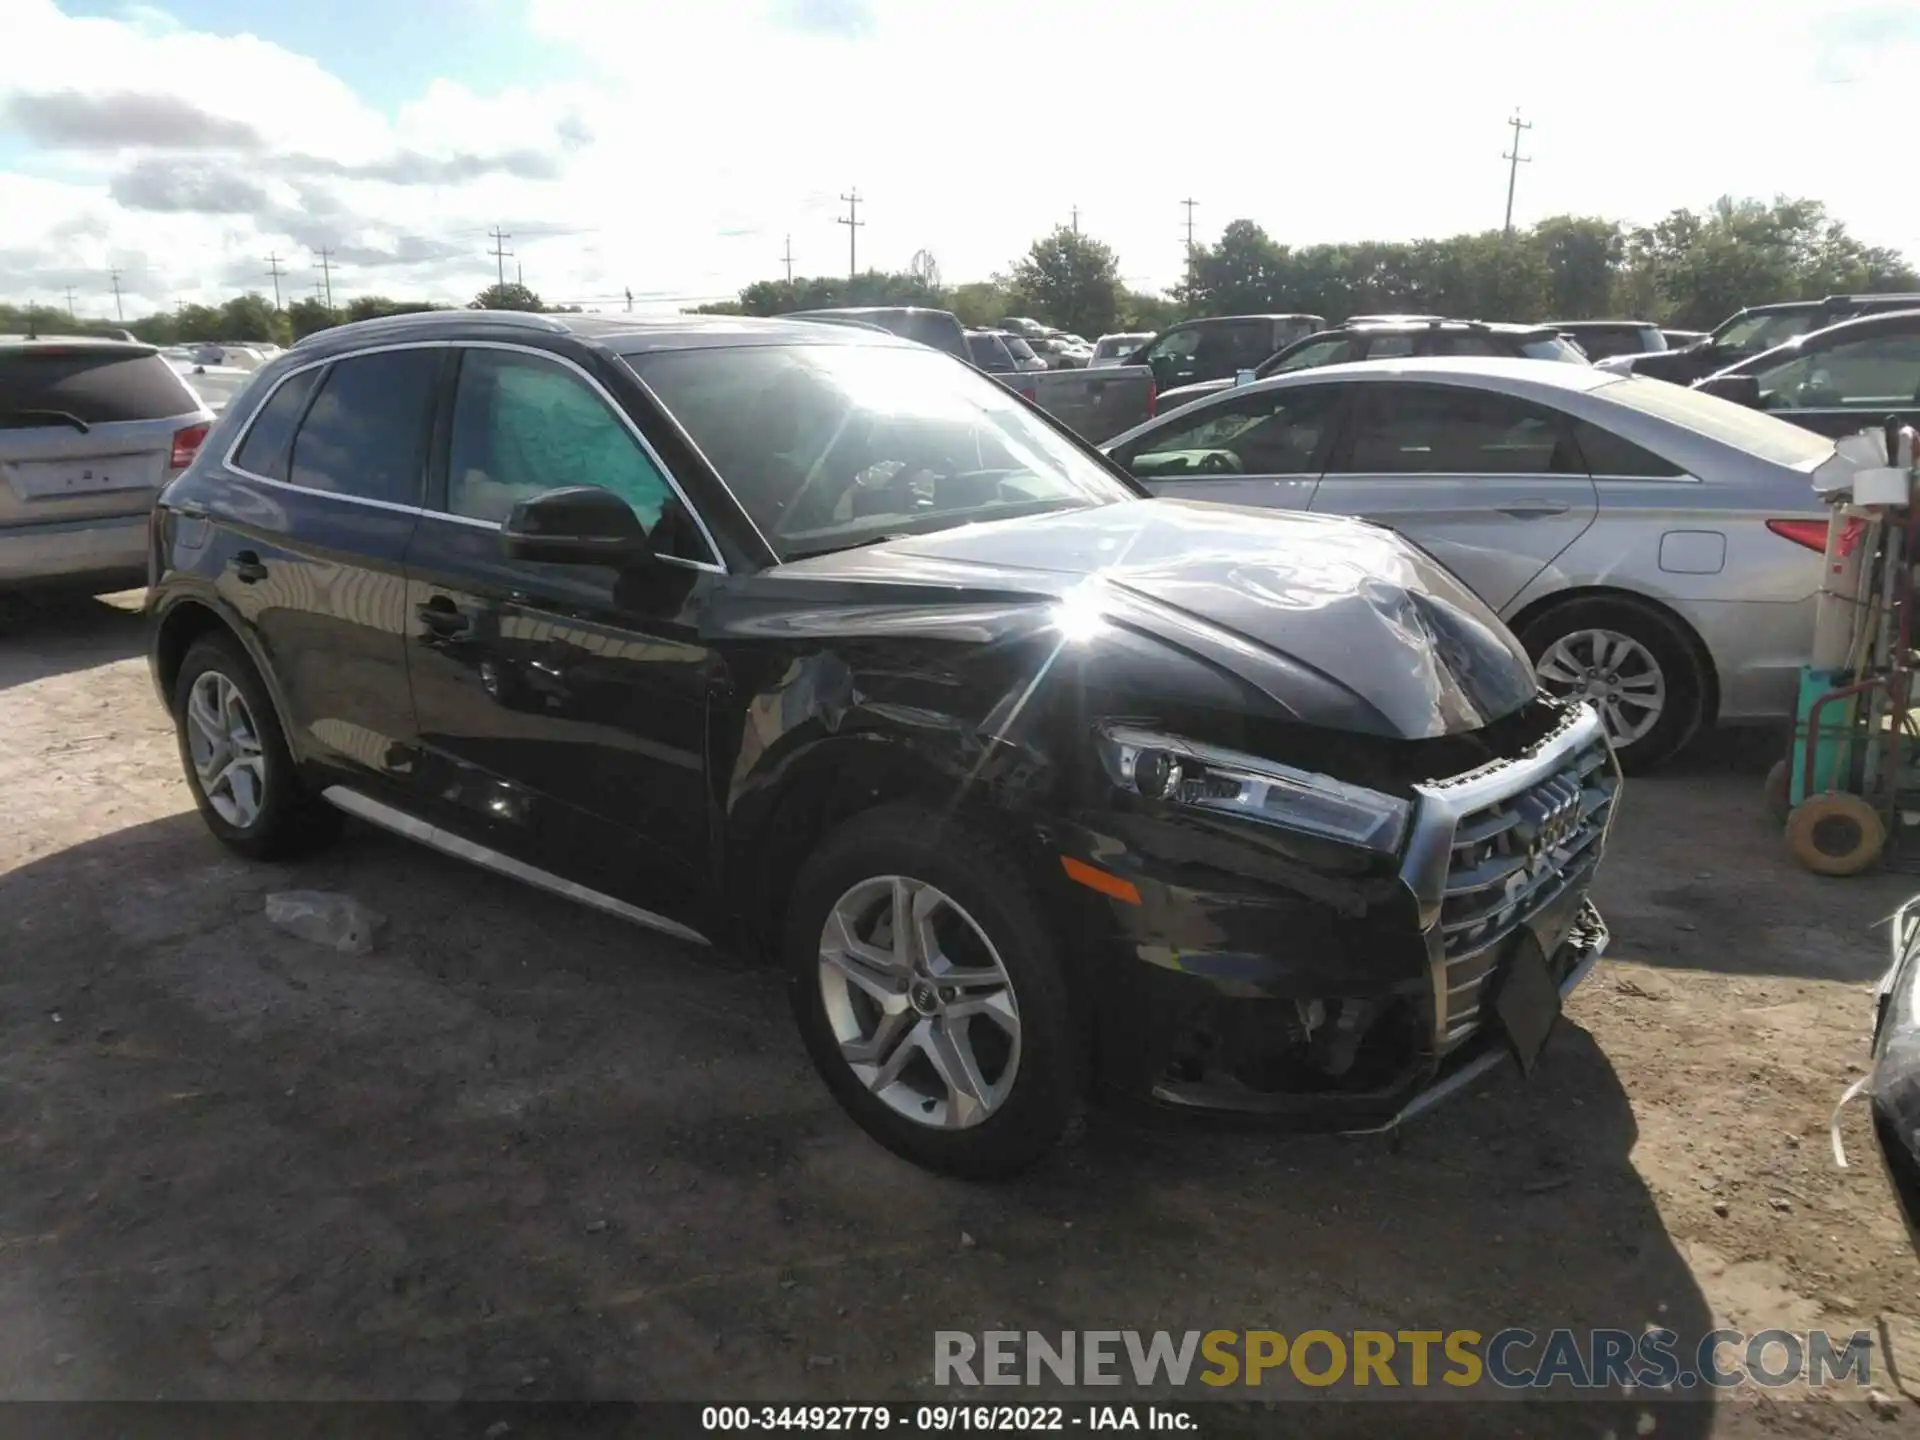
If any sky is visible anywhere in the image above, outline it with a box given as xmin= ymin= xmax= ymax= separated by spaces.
xmin=1 ymin=0 xmax=1916 ymax=321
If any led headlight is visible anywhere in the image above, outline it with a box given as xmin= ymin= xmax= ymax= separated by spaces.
xmin=1095 ymin=723 xmax=1411 ymax=856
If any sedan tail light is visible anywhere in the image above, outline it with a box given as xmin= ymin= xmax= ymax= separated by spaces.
xmin=170 ymin=422 xmax=210 ymax=470
xmin=1766 ymin=518 xmax=1831 ymax=552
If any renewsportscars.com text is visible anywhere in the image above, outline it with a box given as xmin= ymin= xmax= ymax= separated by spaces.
xmin=933 ymin=1328 xmax=1873 ymax=1392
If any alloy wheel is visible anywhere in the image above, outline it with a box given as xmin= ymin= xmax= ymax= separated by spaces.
xmin=816 ymin=875 xmax=1021 ymax=1130
xmin=1535 ymin=628 xmax=1666 ymax=747
xmin=185 ymin=670 xmax=267 ymax=828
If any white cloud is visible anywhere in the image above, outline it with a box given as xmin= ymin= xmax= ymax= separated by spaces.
xmin=0 ymin=0 xmax=1913 ymax=320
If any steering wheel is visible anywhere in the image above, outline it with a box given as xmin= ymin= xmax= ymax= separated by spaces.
xmin=1198 ymin=450 xmax=1239 ymax=474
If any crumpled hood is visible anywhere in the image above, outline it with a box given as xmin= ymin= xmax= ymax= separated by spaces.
xmin=763 ymin=499 xmax=1539 ymax=739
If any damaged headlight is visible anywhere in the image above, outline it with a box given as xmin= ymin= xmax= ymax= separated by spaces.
xmin=1094 ymin=723 xmax=1411 ymax=856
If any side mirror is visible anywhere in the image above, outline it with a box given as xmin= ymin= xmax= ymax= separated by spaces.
xmin=501 ymin=486 xmax=652 ymax=567
xmin=1696 ymin=373 xmax=1762 ymax=408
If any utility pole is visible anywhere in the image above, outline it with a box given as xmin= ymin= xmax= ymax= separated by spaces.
xmin=1180 ymin=198 xmax=1199 ymax=299
xmin=1502 ymin=110 xmax=1533 ymax=238
xmin=312 ymin=248 xmax=335 ymax=310
xmin=624 ymin=286 xmax=634 ymax=313
xmin=265 ymin=252 xmax=285 ymax=310
xmin=782 ymin=234 xmax=795 ymax=285
xmin=837 ymin=190 xmax=864 ymax=281
xmin=109 ymin=269 xmax=124 ymax=322
xmin=1071 ymin=205 xmax=1080 ymax=235
xmin=488 ymin=225 xmax=513 ymax=290
xmin=63 ymin=286 xmax=76 ymax=319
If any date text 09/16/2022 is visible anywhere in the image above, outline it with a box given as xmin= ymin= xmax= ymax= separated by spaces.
xmin=701 ymin=1405 xmax=1196 ymax=1432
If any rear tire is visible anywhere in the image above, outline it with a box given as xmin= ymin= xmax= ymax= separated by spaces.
xmin=783 ymin=805 xmax=1081 ymax=1179
xmin=1519 ymin=597 xmax=1706 ymax=774
xmin=173 ymin=632 xmax=339 ymax=861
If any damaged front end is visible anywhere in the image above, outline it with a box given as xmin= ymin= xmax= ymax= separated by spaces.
xmin=1073 ymin=696 xmax=1620 ymax=1130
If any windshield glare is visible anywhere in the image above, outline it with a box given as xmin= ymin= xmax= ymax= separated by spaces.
xmin=629 ymin=343 xmax=1135 ymax=561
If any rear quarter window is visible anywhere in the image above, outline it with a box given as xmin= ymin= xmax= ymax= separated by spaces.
xmin=1604 ymin=375 xmax=1835 ymax=468
xmin=232 ymin=367 xmax=321 ymax=481
xmin=0 ymin=349 xmax=198 ymax=424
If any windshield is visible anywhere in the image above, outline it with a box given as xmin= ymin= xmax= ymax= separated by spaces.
xmin=1714 ymin=311 xmax=1821 ymax=355
xmin=1005 ymin=338 xmax=1039 ymax=361
xmin=1095 ymin=335 xmax=1147 ymax=358
xmin=629 ymin=343 xmax=1136 ymax=562
xmin=1521 ymin=335 xmax=1590 ymax=364
xmin=1603 ymin=375 xmax=1835 ymax=468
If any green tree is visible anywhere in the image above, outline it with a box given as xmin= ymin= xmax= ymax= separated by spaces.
xmin=216 ymin=292 xmax=282 ymax=343
xmin=1184 ymin=220 xmax=1288 ymax=317
xmin=1532 ymin=216 xmax=1624 ymax=319
xmin=1007 ymin=226 xmax=1122 ymax=339
xmin=287 ymin=297 xmax=338 ymax=340
xmin=472 ymin=282 xmax=545 ymax=312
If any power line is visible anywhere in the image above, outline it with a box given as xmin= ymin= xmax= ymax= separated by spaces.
xmin=488 ymin=226 xmax=514 ymax=290
xmin=838 ymin=190 xmax=864 ymax=281
xmin=109 ymin=268 xmax=124 ymax=322
xmin=1180 ymin=198 xmax=1199 ymax=299
xmin=1502 ymin=109 xmax=1533 ymax=238
xmin=782 ymin=233 xmax=795 ymax=285
xmin=265 ymin=252 xmax=285 ymax=310
xmin=312 ymin=248 xmax=335 ymax=310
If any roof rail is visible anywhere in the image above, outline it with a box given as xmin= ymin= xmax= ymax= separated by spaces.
xmin=1823 ymin=292 xmax=1920 ymax=306
xmin=291 ymin=308 xmax=570 ymax=349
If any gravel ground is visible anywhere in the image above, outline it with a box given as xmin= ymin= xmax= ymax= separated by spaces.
xmin=1 ymin=592 xmax=1917 ymax=1438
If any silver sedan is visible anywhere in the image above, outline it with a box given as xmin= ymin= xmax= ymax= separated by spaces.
xmin=1102 ymin=357 xmax=1847 ymax=770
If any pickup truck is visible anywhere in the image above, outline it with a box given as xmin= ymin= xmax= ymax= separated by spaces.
xmin=999 ymin=358 xmax=1157 ymax=444
xmin=789 ymin=307 xmax=1155 ymax=444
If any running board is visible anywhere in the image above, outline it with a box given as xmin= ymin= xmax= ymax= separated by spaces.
xmin=320 ymin=786 xmax=712 ymax=948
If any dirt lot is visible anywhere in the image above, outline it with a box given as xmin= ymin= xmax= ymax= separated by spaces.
xmin=2 ymin=593 xmax=1918 ymax=1437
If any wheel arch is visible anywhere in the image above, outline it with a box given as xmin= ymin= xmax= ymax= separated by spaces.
xmin=724 ymin=733 xmax=1049 ymax=961
xmin=152 ymin=594 xmax=302 ymax=749
xmin=1505 ymin=584 xmax=1722 ymax=729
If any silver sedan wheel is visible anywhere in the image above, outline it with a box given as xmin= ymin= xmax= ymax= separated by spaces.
xmin=817 ymin=875 xmax=1021 ymax=1131
xmin=185 ymin=670 xmax=267 ymax=828
xmin=1535 ymin=628 xmax=1666 ymax=747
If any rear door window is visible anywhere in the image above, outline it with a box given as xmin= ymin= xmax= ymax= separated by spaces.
xmin=1337 ymin=383 xmax=1578 ymax=474
xmin=288 ymin=349 xmax=440 ymax=506
xmin=232 ymin=367 xmax=321 ymax=481
xmin=0 ymin=348 xmax=197 ymax=426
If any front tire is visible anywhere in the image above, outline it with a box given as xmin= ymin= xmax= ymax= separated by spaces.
xmin=173 ymin=632 xmax=337 ymax=861
xmin=1519 ymin=597 xmax=1706 ymax=773
xmin=784 ymin=806 xmax=1080 ymax=1179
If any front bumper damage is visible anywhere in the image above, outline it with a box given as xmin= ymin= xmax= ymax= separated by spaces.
xmin=1066 ymin=703 xmax=1620 ymax=1132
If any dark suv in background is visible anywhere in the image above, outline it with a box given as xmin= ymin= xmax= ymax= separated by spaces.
xmin=1601 ymin=293 xmax=1920 ymax=385
xmin=146 ymin=308 xmax=1617 ymax=1178
xmin=1156 ymin=318 xmax=1587 ymax=411
xmin=1127 ymin=314 xmax=1325 ymax=393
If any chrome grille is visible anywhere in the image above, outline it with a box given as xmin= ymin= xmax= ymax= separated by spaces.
xmin=1434 ymin=740 xmax=1617 ymax=1050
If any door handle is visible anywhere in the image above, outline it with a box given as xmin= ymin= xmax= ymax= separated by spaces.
xmin=1497 ymin=499 xmax=1571 ymax=519
xmin=231 ymin=550 xmax=268 ymax=584
xmin=416 ymin=595 xmax=470 ymax=634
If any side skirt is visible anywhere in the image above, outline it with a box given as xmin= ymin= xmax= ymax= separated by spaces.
xmin=321 ymin=786 xmax=713 ymax=948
